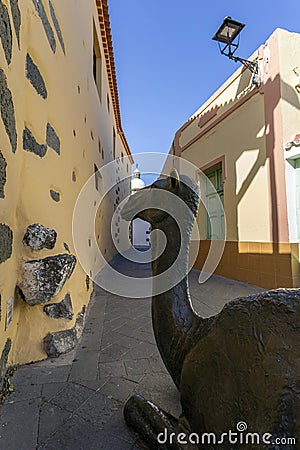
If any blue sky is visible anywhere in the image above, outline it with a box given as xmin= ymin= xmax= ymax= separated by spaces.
xmin=109 ymin=0 xmax=299 ymax=160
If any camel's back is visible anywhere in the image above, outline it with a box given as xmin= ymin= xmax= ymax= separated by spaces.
xmin=180 ymin=289 xmax=300 ymax=446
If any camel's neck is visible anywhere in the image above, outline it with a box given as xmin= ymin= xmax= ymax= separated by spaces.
xmin=151 ymin=216 xmax=203 ymax=388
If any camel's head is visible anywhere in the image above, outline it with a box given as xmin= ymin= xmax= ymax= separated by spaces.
xmin=121 ymin=169 xmax=200 ymax=227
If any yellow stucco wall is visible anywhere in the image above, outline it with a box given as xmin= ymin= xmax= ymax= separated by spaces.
xmin=0 ymin=0 xmax=132 ymax=365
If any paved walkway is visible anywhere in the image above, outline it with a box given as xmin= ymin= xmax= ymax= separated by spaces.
xmin=0 ymin=256 xmax=264 ymax=449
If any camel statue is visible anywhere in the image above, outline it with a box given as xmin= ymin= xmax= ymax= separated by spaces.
xmin=121 ymin=169 xmax=300 ymax=449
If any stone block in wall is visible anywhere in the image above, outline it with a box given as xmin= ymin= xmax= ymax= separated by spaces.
xmin=20 ymin=254 xmax=76 ymax=306
xmin=50 ymin=189 xmax=60 ymax=202
xmin=85 ymin=275 xmax=90 ymax=291
xmin=32 ymin=0 xmax=56 ymax=53
xmin=0 ymin=1 xmax=12 ymax=65
xmin=43 ymin=292 xmax=74 ymax=320
xmin=48 ymin=0 xmax=65 ymax=54
xmin=9 ymin=0 xmax=21 ymax=49
xmin=23 ymin=127 xmax=47 ymax=157
xmin=0 ymin=338 xmax=11 ymax=389
xmin=23 ymin=223 xmax=57 ymax=251
xmin=43 ymin=306 xmax=86 ymax=358
xmin=0 ymin=223 xmax=13 ymax=263
xmin=46 ymin=123 xmax=60 ymax=155
xmin=0 ymin=69 xmax=17 ymax=153
xmin=26 ymin=53 xmax=48 ymax=99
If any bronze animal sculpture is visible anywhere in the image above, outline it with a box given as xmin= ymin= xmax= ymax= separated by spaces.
xmin=121 ymin=170 xmax=300 ymax=449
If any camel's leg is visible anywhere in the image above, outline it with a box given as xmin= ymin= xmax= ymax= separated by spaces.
xmin=124 ymin=393 xmax=196 ymax=450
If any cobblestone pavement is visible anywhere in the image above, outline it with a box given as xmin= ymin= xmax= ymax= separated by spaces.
xmin=0 ymin=255 xmax=264 ymax=449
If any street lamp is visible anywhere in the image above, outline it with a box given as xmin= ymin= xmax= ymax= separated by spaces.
xmin=212 ymin=17 xmax=260 ymax=86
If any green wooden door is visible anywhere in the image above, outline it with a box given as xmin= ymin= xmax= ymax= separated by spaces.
xmin=205 ymin=164 xmax=224 ymax=240
xmin=295 ymin=159 xmax=300 ymax=251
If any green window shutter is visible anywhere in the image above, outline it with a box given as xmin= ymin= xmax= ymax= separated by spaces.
xmin=204 ymin=163 xmax=224 ymax=240
xmin=295 ymin=159 xmax=300 ymax=244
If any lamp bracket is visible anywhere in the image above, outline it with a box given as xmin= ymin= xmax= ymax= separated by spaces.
xmin=214 ymin=18 xmax=260 ymax=86
xmin=218 ymin=41 xmax=258 ymax=75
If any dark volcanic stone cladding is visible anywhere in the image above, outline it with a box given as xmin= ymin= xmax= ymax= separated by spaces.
xmin=50 ymin=189 xmax=60 ymax=202
xmin=32 ymin=0 xmax=56 ymax=53
xmin=48 ymin=0 xmax=65 ymax=54
xmin=23 ymin=223 xmax=57 ymax=250
xmin=0 ymin=223 xmax=13 ymax=263
xmin=0 ymin=1 xmax=12 ymax=65
xmin=0 ymin=150 xmax=7 ymax=198
xmin=9 ymin=0 xmax=21 ymax=49
xmin=46 ymin=123 xmax=60 ymax=154
xmin=0 ymin=338 xmax=11 ymax=388
xmin=20 ymin=253 xmax=77 ymax=305
xmin=43 ymin=292 xmax=74 ymax=320
xmin=43 ymin=306 xmax=86 ymax=357
xmin=23 ymin=127 xmax=47 ymax=157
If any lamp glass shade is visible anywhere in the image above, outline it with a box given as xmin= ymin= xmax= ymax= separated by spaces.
xmin=212 ymin=17 xmax=245 ymax=44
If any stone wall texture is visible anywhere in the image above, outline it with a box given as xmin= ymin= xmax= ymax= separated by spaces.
xmin=49 ymin=0 xmax=65 ymax=54
xmin=23 ymin=127 xmax=47 ymax=157
xmin=0 ymin=339 xmax=11 ymax=389
xmin=43 ymin=292 xmax=74 ymax=320
xmin=23 ymin=223 xmax=57 ymax=250
xmin=46 ymin=123 xmax=60 ymax=154
xmin=43 ymin=306 xmax=86 ymax=357
xmin=50 ymin=189 xmax=60 ymax=202
xmin=0 ymin=1 xmax=12 ymax=65
xmin=32 ymin=0 xmax=56 ymax=53
xmin=9 ymin=0 xmax=21 ymax=49
xmin=0 ymin=224 xmax=13 ymax=264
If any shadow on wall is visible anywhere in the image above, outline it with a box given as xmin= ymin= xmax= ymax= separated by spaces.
xmin=195 ymin=70 xmax=300 ymax=289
